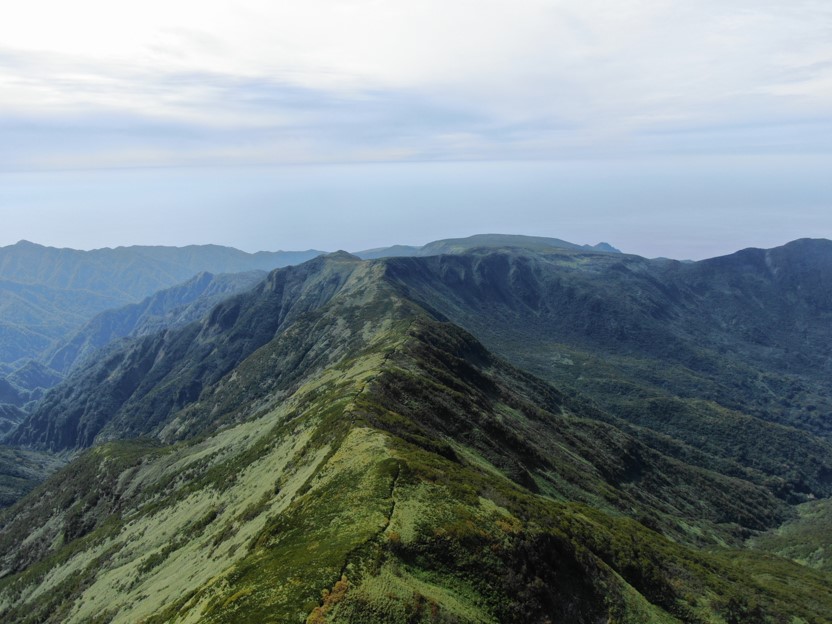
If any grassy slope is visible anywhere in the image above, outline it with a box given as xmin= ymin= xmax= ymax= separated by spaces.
xmin=0 ymin=240 xmax=322 ymax=373
xmin=0 ymin=282 xmax=830 ymax=623
xmin=381 ymin=248 xmax=832 ymax=502
xmin=749 ymin=498 xmax=832 ymax=572
xmin=8 ymin=253 xmax=366 ymax=451
xmin=0 ymin=446 xmax=64 ymax=508
xmin=44 ymin=270 xmax=266 ymax=376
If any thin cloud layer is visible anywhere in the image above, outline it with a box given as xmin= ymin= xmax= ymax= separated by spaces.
xmin=1 ymin=0 xmax=831 ymax=169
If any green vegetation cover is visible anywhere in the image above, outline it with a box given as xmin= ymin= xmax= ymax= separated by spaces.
xmin=1 ymin=243 xmax=831 ymax=622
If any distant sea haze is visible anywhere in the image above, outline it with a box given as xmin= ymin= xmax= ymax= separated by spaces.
xmin=1 ymin=155 xmax=830 ymax=260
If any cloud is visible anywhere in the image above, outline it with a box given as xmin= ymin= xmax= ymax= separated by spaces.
xmin=0 ymin=66 xmax=507 ymax=169
xmin=0 ymin=1 xmax=831 ymax=169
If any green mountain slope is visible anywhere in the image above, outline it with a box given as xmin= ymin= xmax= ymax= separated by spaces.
xmin=355 ymin=233 xmax=619 ymax=259
xmin=2 ymin=252 xmax=831 ymax=622
xmin=15 ymin=246 xmax=832 ymax=512
xmin=0 ymin=406 xmax=25 ymax=437
xmin=750 ymin=498 xmax=832 ymax=572
xmin=0 ymin=271 xmax=265 ymax=414
xmin=0 ymin=362 xmax=63 ymax=410
xmin=0 ymin=445 xmax=64 ymax=507
xmin=0 ymin=279 xmax=126 ymax=367
xmin=380 ymin=242 xmax=832 ymax=494
xmin=381 ymin=240 xmax=832 ymax=422
xmin=45 ymin=270 xmax=265 ymax=376
xmin=0 ymin=241 xmax=322 ymax=299
xmin=0 ymin=241 xmax=323 ymax=374
xmin=8 ymin=253 xmax=363 ymax=450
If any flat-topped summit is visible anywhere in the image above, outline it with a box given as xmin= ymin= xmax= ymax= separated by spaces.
xmin=356 ymin=233 xmax=621 ymax=259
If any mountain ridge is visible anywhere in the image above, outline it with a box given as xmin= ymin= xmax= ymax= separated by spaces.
xmin=355 ymin=233 xmax=621 ymax=259
xmin=0 ymin=237 xmax=831 ymax=622
xmin=45 ymin=270 xmax=267 ymax=376
xmin=2 ymin=250 xmax=831 ymax=622
xmin=0 ymin=241 xmax=326 ymax=402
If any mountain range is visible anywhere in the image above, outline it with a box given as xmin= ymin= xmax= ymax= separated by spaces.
xmin=0 ymin=235 xmax=830 ymax=623
xmin=354 ymin=233 xmax=621 ymax=259
xmin=0 ymin=241 xmax=323 ymax=406
xmin=0 ymin=235 xmax=616 ymax=407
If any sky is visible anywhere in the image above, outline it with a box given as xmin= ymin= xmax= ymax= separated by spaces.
xmin=1 ymin=0 xmax=831 ymax=259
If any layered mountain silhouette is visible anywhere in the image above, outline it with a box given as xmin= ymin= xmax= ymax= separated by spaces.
xmin=45 ymin=270 xmax=267 ymax=376
xmin=0 ymin=241 xmax=323 ymax=371
xmin=0 ymin=238 xmax=831 ymax=622
xmin=0 ymin=241 xmax=324 ymax=410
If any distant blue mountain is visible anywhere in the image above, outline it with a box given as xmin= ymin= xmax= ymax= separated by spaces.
xmin=0 ymin=241 xmax=324 ymax=396
xmin=355 ymin=233 xmax=620 ymax=259
xmin=46 ymin=270 xmax=266 ymax=375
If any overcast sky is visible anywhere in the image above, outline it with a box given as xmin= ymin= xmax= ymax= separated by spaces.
xmin=1 ymin=0 xmax=831 ymax=258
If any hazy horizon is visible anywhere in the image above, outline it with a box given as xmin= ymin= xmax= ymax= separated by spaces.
xmin=2 ymin=155 xmax=830 ymax=261
xmin=1 ymin=1 xmax=830 ymax=261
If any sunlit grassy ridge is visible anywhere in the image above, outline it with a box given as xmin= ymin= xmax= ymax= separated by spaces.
xmin=1 ymin=252 xmax=831 ymax=622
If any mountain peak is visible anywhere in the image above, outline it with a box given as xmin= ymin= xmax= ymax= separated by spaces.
xmin=323 ymin=250 xmax=361 ymax=261
xmin=589 ymin=242 xmax=621 ymax=253
xmin=12 ymin=239 xmax=43 ymax=248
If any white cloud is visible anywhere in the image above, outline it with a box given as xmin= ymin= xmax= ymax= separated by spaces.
xmin=0 ymin=0 xmax=830 ymax=168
